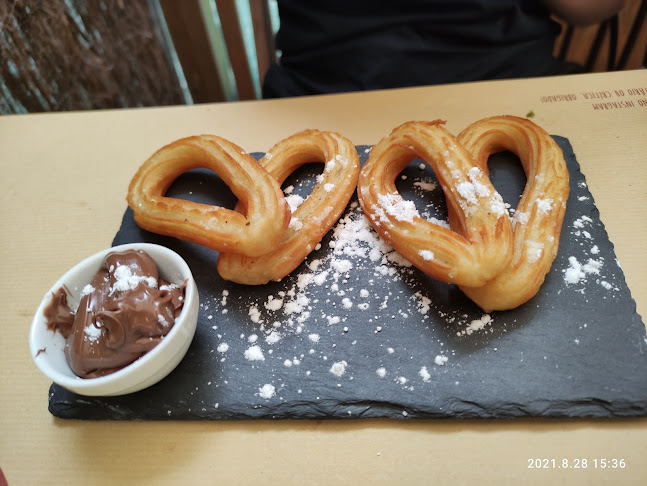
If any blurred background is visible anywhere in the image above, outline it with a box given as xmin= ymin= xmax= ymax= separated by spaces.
xmin=1 ymin=0 xmax=645 ymax=114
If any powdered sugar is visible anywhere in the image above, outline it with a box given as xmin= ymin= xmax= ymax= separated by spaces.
xmin=376 ymin=192 xmax=420 ymax=223
xmin=513 ymin=211 xmax=529 ymax=228
xmin=535 ymin=198 xmax=553 ymax=214
xmin=84 ymin=323 xmax=102 ymax=342
xmin=489 ymin=195 xmax=507 ymax=217
xmin=244 ymin=345 xmax=265 ymax=361
xmin=456 ymin=314 xmax=493 ymax=337
xmin=564 ymin=256 xmax=605 ymax=285
xmin=265 ymin=331 xmax=281 ymax=344
xmin=456 ymin=181 xmax=478 ymax=206
xmin=258 ymin=384 xmax=276 ymax=399
xmin=526 ymin=241 xmax=544 ymax=263
xmin=453 ymin=167 xmax=506 ymax=219
xmin=285 ymin=194 xmax=305 ymax=212
xmin=80 ymin=284 xmax=95 ymax=297
xmin=329 ymin=360 xmax=348 ymax=377
xmin=419 ymin=249 xmax=435 ymax=261
xmin=419 ymin=366 xmax=431 ymax=382
xmin=289 ymin=217 xmax=303 ymax=230
xmin=561 ymin=206 xmax=619 ymax=294
xmin=413 ymin=180 xmax=436 ymax=192
xmin=109 ymin=264 xmax=157 ymax=295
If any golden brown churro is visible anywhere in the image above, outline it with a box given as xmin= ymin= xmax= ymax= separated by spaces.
xmin=127 ymin=135 xmax=290 ymax=257
xmin=217 ymin=130 xmax=360 ymax=284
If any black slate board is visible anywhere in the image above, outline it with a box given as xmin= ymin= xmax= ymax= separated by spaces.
xmin=49 ymin=138 xmax=647 ymax=420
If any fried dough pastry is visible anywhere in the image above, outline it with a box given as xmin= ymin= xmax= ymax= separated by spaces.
xmin=358 ymin=121 xmax=513 ymax=288
xmin=127 ymin=135 xmax=290 ymax=257
xmin=453 ymin=116 xmax=570 ymax=311
xmin=217 ymin=130 xmax=360 ymax=285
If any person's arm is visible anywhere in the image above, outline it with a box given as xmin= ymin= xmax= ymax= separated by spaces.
xmin=543 ymin=0 xmax=627 ymax=26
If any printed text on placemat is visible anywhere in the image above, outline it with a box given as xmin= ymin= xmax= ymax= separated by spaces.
xmin=539 ymin=87 xmax=647 ymax=110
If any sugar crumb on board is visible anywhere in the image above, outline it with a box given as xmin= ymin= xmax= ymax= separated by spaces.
xmin=559 ymin=183 xmax=621 ymax=295
xmin=258 ymin=384 xmax=276 ymax=399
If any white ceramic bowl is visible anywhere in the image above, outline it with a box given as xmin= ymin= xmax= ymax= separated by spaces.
xmin=29 ymin=243 xmax=199 ymax=396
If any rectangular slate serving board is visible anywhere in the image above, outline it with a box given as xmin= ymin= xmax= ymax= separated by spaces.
xmin=49 ymin=137 xmax=647 ymax=420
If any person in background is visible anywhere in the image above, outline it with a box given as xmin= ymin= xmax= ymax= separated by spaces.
xmin=262 ymin=0 xmax=627 ymax=98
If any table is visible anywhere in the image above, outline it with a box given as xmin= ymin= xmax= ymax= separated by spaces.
xmin=1 ymin=69 xmax=646 ymax=485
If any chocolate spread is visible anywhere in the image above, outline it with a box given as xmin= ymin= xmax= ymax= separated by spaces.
xmin=44 ymin=249 xmax=186 ymax=378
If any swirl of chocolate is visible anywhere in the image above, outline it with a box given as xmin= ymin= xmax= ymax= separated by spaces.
xmin=44 ymin=249 xmax=186 ymax=378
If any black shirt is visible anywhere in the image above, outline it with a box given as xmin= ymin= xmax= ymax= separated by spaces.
xmin=262 ymin=0 xmax=565 ymax=98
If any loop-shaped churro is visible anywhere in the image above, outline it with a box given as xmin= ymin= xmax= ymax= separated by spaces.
xmin=453 ymin=116 xmax=570 ymax=311
xmin=358 ymin=121 xmax=513 ymax=288
xmin=127 ymin=135 xmax=290 ymax=257
xmin=217 ymin=130 xmax=360 ymax=284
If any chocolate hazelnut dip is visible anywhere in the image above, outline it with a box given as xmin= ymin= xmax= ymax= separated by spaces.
xmin=44 ymin=249 xmax=186 ymax=378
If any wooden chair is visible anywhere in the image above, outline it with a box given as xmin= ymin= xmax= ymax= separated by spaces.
xmin=554 ymin=0 xmax=646 ymax=73
xmin=159 ymin=0 xmax=275 ymax=103
xmin=160 ymin=0 xmax=646 ymax=104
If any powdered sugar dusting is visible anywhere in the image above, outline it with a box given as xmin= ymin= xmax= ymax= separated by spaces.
xmin=110 ymin=264 xmax=157 ymax=295
xmin=80 ymin=284 xmax=95 ymax=297
xmin=258 ymin=384 xmax=276 ymax=399
xmin=413 ymin=180 xmax=436 ymax=192
xmin=84 ymin=323 xmax=102 ymax=343
xmin=526 ymin=241 xmax=544 ymax=263
xmin=244 ymin=345 xmax=265 ymax=361
xmin=535 ymin=198 xmax=553 ymax=214
xmin=289 ymin=217 xmax=303 ymax=230
xmin=560 ymin=205 xmax=619 ymax=294
xmin=419 ymin=366 xmax=431 ymax=382
xmin=456 ymin=181 xmax=478 ymax=206
xmin=419 ymin=249 xmax=435 ymax=261
xmin=329 ymin=360 xmax=348 ymax=377
xmin=564 ymin=256 xmax=604 ymax=285
xmin=285 ymin=194 xmax=305 ymax=212
xmin=193 ymin=157 xmax=624 ymax=410
xmin=376 ymin=192 xmax=420 ymax=223
xmin=457 ymin=314 xmax=493 ymax=337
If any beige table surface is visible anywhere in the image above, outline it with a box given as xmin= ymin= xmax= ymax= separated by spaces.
xmin=1 ymin=69 xmax=646 ymax=485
